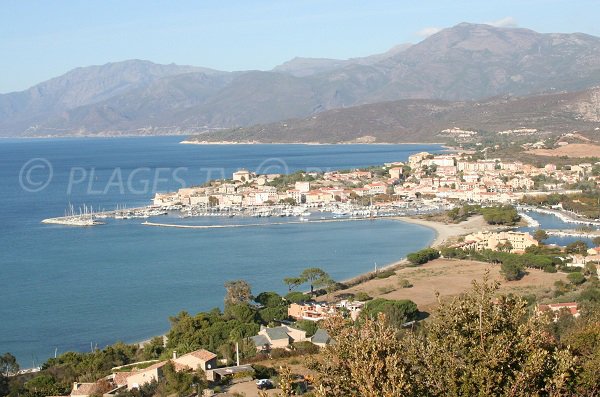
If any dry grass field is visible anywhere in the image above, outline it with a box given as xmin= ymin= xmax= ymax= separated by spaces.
xmin=337 ymin=258 xmax=567 ymax=311
xmin=526 ymin=143 xmax=600 ymax=158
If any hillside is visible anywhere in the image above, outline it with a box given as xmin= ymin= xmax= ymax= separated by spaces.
xmin=187 ymin=87 xmax=600 ymax=143
xmin=2 ymin=23 xmax=600 ymax=137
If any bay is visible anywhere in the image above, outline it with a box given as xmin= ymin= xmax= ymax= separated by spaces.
xmin=0 ymin=137 xmax=441 ymax=365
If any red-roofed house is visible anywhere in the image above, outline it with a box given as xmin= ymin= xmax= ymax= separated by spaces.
xmin=536 ymin=302 xmax=580 ymax=321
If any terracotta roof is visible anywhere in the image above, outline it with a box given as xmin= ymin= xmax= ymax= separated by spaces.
xmin=113 ymin=372 xmax=134 ymax=386
xmin=178 ymin=349 xmax=217 ymax=361
xmin=71 ymin=383 xmax=98 ymax=396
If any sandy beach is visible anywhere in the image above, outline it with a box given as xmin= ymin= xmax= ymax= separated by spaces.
xmin=391 ymin=214 xmax=495 ymax=247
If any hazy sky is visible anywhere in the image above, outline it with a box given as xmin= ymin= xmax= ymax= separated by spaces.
xmin=1 ymin=0 xmax=599 ymax=93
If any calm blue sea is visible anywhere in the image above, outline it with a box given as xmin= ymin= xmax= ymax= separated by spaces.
xmin=0 ymin=137 xmax=442 ymax=366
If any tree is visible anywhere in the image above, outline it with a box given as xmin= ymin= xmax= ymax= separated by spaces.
xmin=24 ymin=375 xmax=66 ymax=397
xmin=566 ymin=240 xmax=589 ymax=256
xmin=224 ymin=303 xmax=256 ymax=323
xmin=592 ymin=236 xmax=600 ymax=247
xmin=300 ymin=268 xmax=330 ymax=295
xmin=208 ymin=196 xmax=219 ymax=207
xmin=283 ymin=277 xmax=304 ymax=292
xmin=0 ymin=353 xmax=19 ymax=377
xmin=254 ymin=291 xmax=283 ymax=307
xmin=224 ymin=280 xmax=252 ymax=306
xmin=533 ymin=229 xmax=549 ymax=243
xmin=567 ymin=272 xmax=586 ymax=286
xmin=407 ymin=248 xmax=440 ymax=266
xmin=313 ymin=278 xmax=577 ymax=396
xmin=311 ymin=313 xmax=414 ymax=397
xmin=500 ymin=261 xmax=524 ymax=281
xmin=294 ymin=320 xmax=319 ymax=337
xmin=142 ymin=336 xmax=165 ymax=360
xmin=361 ymin=298 xmax=418 ymax=328
xmin=497 ymin=241 xmax=513 ymax=253
xmin=285 ymin=291 xmax=308 ymax=303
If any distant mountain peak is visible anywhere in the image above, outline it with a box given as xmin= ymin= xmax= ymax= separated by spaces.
xmin=2 ymin=24 xmax=600 ymax=137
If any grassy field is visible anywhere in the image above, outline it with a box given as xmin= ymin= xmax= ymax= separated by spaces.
xmin=335 ymin=258 xmax=567 ymax=311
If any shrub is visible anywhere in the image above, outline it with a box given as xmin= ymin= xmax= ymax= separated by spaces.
xmin=292 ymin=341 xmax=319 ymax=354
xmin=500 ymin=261 xmax=525 ymax=281
xmin=294 ymin=320 xmax=318 ymax=337
xmin=285 ymin=291 xmax=308 ymax=303
xmin=270 ymin=348 xmax=292 ymax=359
xmin=252 ymin=364 xmax=278 ymax=379
xmin=398 ymin=279 xmax=413 ymax=288
xmin=378 ymin=285 xmax=396 ymax=294
xmin=543 ymin=264 xmax=557 ymax=273
xmin=407 ymin=248 xmax=440 ymax=266
xmin=567 ymin=272 xmax=586 ymax=286
xmin=354 ymin=292 xmax=372 ymax=301
xmin=362 ymin=298 xmax=418 ymax=327
xmin=376 ymin=270 xmax=396 ymax=279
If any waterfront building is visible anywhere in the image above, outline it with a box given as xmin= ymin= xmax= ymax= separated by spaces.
xmin=458 ymin=231 xmax=538 ymax=253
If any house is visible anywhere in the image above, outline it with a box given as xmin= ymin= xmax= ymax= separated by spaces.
xmin=125 ymin=361 xmax=167 ymax=390
xmin=389 ymin=167 xmax=403 ymax=179
xmin=71 ymin=382 xmax=101 ymax=397
xmin=250 ymin=325 xmax=308 ymax=351
xmin=536 ymin=302 xmax=580 ymax=321
xmin=288 ymin=302 xmax=336 ymax=321
xmin=172 ymin=349 xmax=218 ymax=372
xmin=232 ymin=169 xmax=253 ymax=183
xmin=310 ymin=329 xmax=332 ymax=348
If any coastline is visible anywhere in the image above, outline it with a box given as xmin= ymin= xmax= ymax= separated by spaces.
xmin=337 ymin=215 xmax=490 ymax=287
xmin=90 ymin=215 xmax=487 ymax=356
xmin=180 ymin=140 xmax=448 ymax=146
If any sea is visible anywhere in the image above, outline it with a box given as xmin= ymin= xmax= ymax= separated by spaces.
xmin=0 ymin=137 xmax=443 ymax=366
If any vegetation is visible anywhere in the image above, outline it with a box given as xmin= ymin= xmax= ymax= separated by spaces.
xmin=441 ymin=247 xmax=563 ymax=279
xmin=283 ymin=267 xmax=333 ymax=296
xmin=361 ymin=298 xmax=418 ymax=327
xmin=312 ymin=278 xmax=598 ymax=396
xmin=479 ymin=205 xmax=521 ymax=225
xmin=533 ymin=229 xmax=549 ymax=242
xmin=375 ymin=270 xmax=396 ymax=279
xmin=406 ymin=248 xmax=440 ymax=266
xmin=443 ymin=204 xmax=521 ymax=225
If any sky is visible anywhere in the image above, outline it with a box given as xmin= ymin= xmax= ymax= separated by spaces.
xmin=1 ymin=0 xmax=599 ymax=93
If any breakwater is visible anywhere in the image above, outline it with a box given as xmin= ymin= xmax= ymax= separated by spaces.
xmin=141 ymin=216 xmax=381 ymax=229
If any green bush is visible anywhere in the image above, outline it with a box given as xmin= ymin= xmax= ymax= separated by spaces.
xmin=285 ymin=291 xmax=308 ymax=303
xmin=294 ymin=320 xmax=318 ymax=337
xmin=293 ymin=341 xmax=319 ymax=354
xmin=362 ymin=298 xmax=418 ymax=327
xmin=567 ymin=272 xmax=586 ymax=285
xmin=253 ymin=364 xmax=278 ymax=379
xmin=407 ymin=248 xmax=440 ymax=266
xmin=479 ymin=205 xmax=520 ymax=225
xmin=354 ymin=292 xmax=372 ymax=301
xmin=375 ymin=270 xmax=396 ymax=279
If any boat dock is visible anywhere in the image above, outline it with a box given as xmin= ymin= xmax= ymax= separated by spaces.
xmin=41 ymin=205 xmax=167 ymax=227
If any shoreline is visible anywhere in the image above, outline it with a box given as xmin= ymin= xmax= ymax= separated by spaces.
xmin=180 ymin=140 xmax=448 ymax=146
xmin=131 ymin=216 xmax=463 ymax=349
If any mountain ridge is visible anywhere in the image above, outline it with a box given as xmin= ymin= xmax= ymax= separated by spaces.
xmin=3 ymin=23 xmax=600 ymax=137
xmin=186 ymin=87 xmax=600 ymax=144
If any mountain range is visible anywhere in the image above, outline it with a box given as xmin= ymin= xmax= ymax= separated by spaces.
xmin=187 ymin=87 xmax=600 ymax=144
xmin=2 ymin=22 xmax=600 ymax=138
